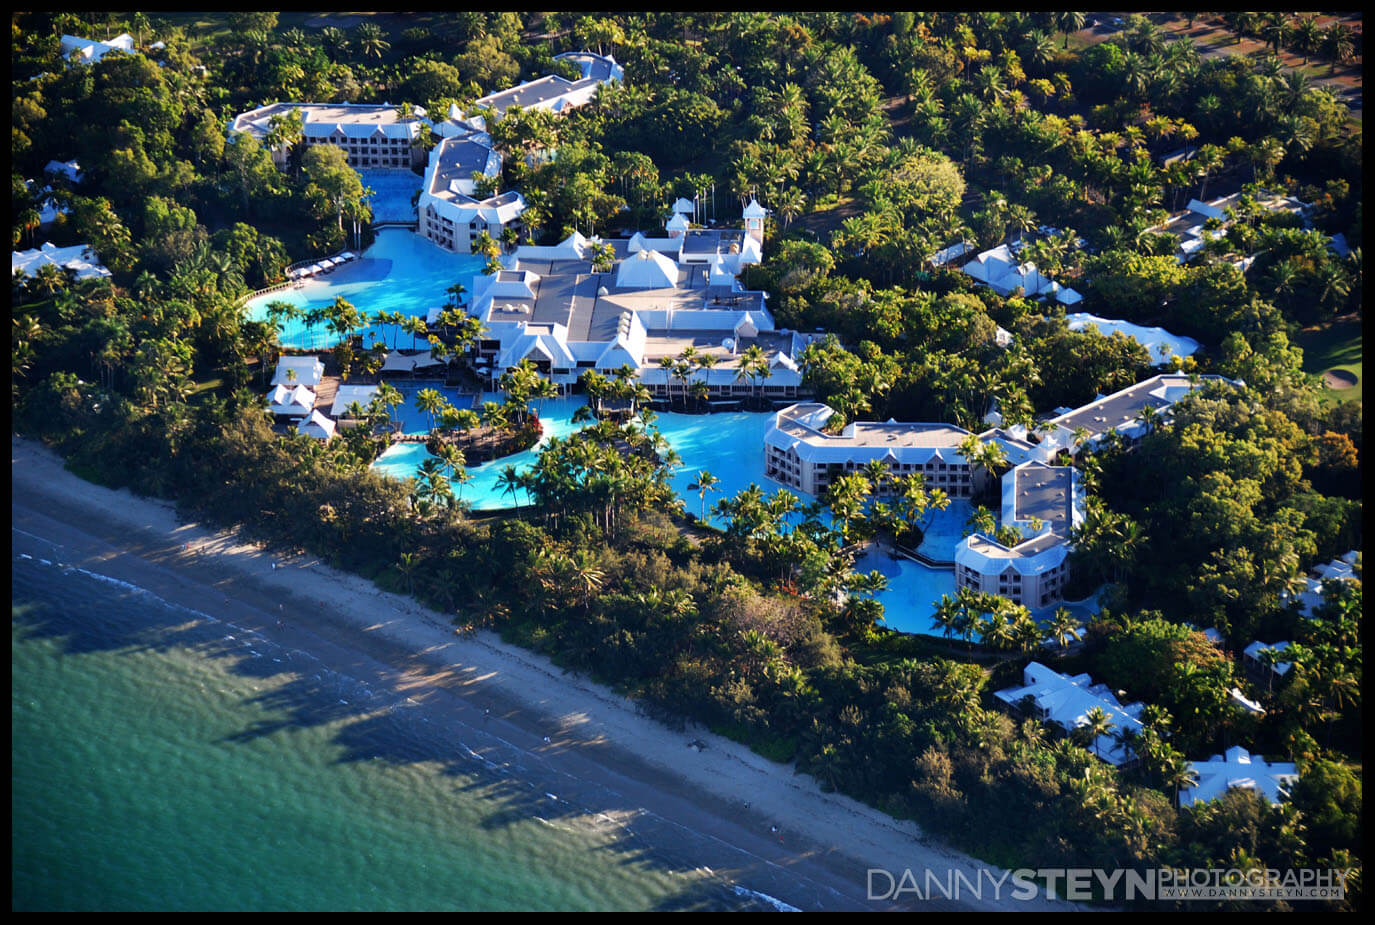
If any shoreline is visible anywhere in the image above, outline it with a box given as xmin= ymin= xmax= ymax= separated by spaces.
xmin=11 ymin=436 xmax=1079 ymax=912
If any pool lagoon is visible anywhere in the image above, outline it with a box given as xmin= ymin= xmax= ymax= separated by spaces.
xmin=372 ymin=395 xmax=589 ymax=509
xmin=371 ymin=400 xmax=794 ymax=518
xmin=244 ymin=229 xmax=484 ymax=350
xmin=369 ymin=398 xmax=1102 ymax=638
xmin=851 ymin=546 xmax=1104 ymax=639
xmin=852 ymin=545 xmax=957 ymax=636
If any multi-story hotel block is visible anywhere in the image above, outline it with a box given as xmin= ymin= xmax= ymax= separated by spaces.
xmin=763 ymin=403 xmax=979 ymax=498
xmin=418 ymin=132 xmax=522 ymax=254
xmin=954 ymin=462 xmax=1085 ymax=609
xmin=230 ymin=103 xmax=429 ymax=170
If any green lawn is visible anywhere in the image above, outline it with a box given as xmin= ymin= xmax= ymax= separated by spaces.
xmin=1295 ymin=315 xmax=1363 ymax=404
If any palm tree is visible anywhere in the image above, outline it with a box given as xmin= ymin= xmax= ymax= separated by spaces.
xmin=353 ymin=22 xmax=390 ymax=60
xmin=687 ymin=470 xmax=720 ymax=521
xmin=1080 ymin=706 xmax=1115 ymax=760
xmin=414 ymin=387 xmax=447 ymax=433
xmin=1048 ymin=608 xmax=1081 ymax=651
xmin=497 ymin=464 xmax=524 ymax=514
xmin=1055 ymin=11 xmax=1086 ymax=49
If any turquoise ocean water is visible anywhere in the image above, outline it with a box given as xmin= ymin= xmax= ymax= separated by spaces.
xmin=11 ymin=551 xmax=799 ymax=911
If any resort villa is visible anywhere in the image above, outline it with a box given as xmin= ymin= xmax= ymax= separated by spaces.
xmin=960 ymin=239 xmax=1083 ymax=305
xmin=1064 ymin=313 xmax=1200 ymax=367
xmin=12 ymin=242 xmax=111 ymax=281
xmin=60 ymin=33 xmax=138 ymax=65
xmin=472 ymin=51 xmax=623 ymax=119
xmin=266 ymin=383 xmax=316 ymax=419
xmin=271 ymin=356 xmax=325 ymax=389
xmin=230 ymin=102 xmax=430 ymax=170
xmin=1178 ymin=746 xmax=1298 ymax=809
xmin=44 ymin=159 xmax=84 ymax=185
xmin=1149 ymin=191 xmax=1311 ymax=265
xmin=1280 ymin=549 xmax=1361 ymax=617
xmin=994 ymin=661 xmax=1146 ymax=766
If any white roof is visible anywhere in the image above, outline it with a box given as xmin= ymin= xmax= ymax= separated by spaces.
xmin=1228 ymin=688 xmax=1265 ymax=715
xmin=12 ymin=242 xmax=110 ymax=280
xmin=60 ymin=33 xmax=137 ymax=64
xmin=672 ymin=197 xmax=695 ymax=214
xmin=994 ymin=662 xmax=1144 ymax=766
xmin=1186 ymin=198 xmax=1226 ymax=221
xmin=1243 ymin=641 xmax=1292 ymax=676
xmin=929 ymin=241 xmax=972 ymax=266
xmin=513 ymin=230 xmax=586 ymax=262
xmin=615 ymin=249 xmax=679 ymax=290
xmin=330 ymin=384 xmax=380 ymax=417
xmin=1065 ymin=312 xmax=1199 ymax=365
xmin=44 ymin=159 xmax=84 ymax=183
xmin=271 ymin=356 xmax=325 ymax=387
xmin=665 ymin=212 xmax=691 ymax=232
xmin=297 ymin=410 xmax=337 ymax=440
xmin=1179 ymin=746 xmax=1297 ymax=808
xmin=267 ymin=383 xmax=315 ymax=417
xmin=742 ymin=199 xmax=768 ymax=218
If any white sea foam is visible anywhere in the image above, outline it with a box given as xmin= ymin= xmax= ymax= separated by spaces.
xmin=732 ymin=885 xmax=801 ymax=912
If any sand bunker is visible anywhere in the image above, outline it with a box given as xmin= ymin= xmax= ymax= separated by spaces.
xmin=1323 ymin=369 xmax=1357 ymax=389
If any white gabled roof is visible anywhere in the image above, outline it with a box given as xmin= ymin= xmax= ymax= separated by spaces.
xmin=1186 ymin=198 xmax=1226 ymax=221
xmin=330 ymin=384 xmax=380 ymax=417
xmin=665 ymin=212 xmax=691 ymax=232
xmin=671 ymin=197 xmax=695 ymax=215
xmin=742 ymin=198 xmax=768 ymax=218
xmin=297 ymin=410 xmax=337 ymax=440
xmin=994 ymin=662 xmax=1144 ymax=766
xmin=1179 ymin=747 xmax=1297 ymax=808
xmin=272 ymin=356 xmax=325 ymax=387
xmin=1243 ymin=640 xmax=1292 ymax=676
xmin=12 ymin=242 xmax=110 ymax=280
xmin=267 ymin=383 xmax=315 ymax=416
xmin=615 ymin=249 xmax=679 ymax=290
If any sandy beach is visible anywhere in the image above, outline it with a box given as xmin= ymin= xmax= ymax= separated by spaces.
xmin=11 ymin=436 xmax=1079 ymax=912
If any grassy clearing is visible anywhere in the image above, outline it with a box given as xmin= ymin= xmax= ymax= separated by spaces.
xmin=1295 ymin=314 xmax=1363 ymax=404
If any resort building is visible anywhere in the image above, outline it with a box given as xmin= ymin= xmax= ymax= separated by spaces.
xmin=297 ymin=410 xmax=337 ymax=441
xmin=12 ymin=242 xmax=110 ymax=281
xmin=954 ymin=462 xmax=1084 ymax=609
xmin=271 ymin=356 xmax=325 ymax=389
xmin=1178 ymin=746 xmax=1298 ymax=809
xmin=60 ymin=33 xmax=137 ymax=65
xmin=960 ymin=243 xmax=1081 ymax=304
xmin=1064 ymin=312 xmax=1199 ymax=367
xmin=330 ymin=384 xmax=381 ymax=418
xmin=764 ymin=403 xmax=978 ymax=498
xmin=418 ymin=137 xmax=523 ymax=254
xmin=1026 ymin=373 xmax=1239 ymax=461
xmin=230 ymin=103 xmax=429 ymax=170
xmin=1280 ymin=549 xmax=1361 ymax=617
xmin=44 ymin=159 xmax=84 ymax=185
xmin=993 ymin=661 xmax=1145 ymax=766
xmin=1243 ymin=641 xmax=1293 ymax=683
xmin=453 ymin=226 xmax=810 ymax=396
xmin=266 ymin=383 xmax=316 ymax=418
xmin=473 ymin=51 xmax=623 ymax=119
xmin=1150 ymin=191 xmax=1312 ymax=264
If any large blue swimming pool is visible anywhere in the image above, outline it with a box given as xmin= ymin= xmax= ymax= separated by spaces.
xmin=369 ymin=396 xmax=1103 ymax=636
xmin=244 ymin=229 xmax=484 ymax=350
